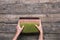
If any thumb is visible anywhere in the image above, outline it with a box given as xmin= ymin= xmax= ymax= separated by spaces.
xmin=22 ymin=25 xmax=24 ymax=29
xmin=35 ymin=24 xmax=39 ymax=29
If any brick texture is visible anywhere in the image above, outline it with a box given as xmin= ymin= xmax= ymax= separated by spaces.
xmin=0 ymin=0 xmax=60 ymax=40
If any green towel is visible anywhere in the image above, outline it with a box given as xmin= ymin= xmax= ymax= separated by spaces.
xmin=20 ymin=22 xmax=39 ymax=33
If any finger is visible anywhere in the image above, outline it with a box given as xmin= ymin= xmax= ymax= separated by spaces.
xmin=18 ymin=20 xmax=20 ymax=25
xmin=17 ymin=24 xmax=20 ymax=27
xmin=16 ymin=25 xmax=18 ymax=29
xmin=39 ymin=20 xmax=42 ymax=27
xmin=35 ymin=24 xmax=39 ymax=29
xmin=22 ymin=25 xmax=24 ymax=29
xmin=17 ymin=20 xmax=20 ymax=27
xmin=39 ymin=20 xmax=41 ymax=25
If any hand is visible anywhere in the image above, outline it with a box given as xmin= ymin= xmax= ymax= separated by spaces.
xmin=16 ymin=20 xmax=24 ymax=33
xmin=35 ymin=20 xmax=43 ymax=33
xmin=13 ymin=20 xmax=24 ymax=40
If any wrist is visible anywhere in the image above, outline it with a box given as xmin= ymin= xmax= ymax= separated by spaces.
xmin=13 ymin=38 xmax=16 ymax=40
xmin=39 ymin=31 xmax=43 ymax=34
xmin=13 ymin=32 xmax=20 ymax=40
xmin=16 ymin=31 xmax=22 ymax=34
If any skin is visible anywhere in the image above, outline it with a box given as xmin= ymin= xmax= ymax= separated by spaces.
xmin=13 ymin=20 xmax=43 ymax=40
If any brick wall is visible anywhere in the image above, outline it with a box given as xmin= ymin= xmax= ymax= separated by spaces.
xmin=0 ymin=0 xmax=60 ymax=40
